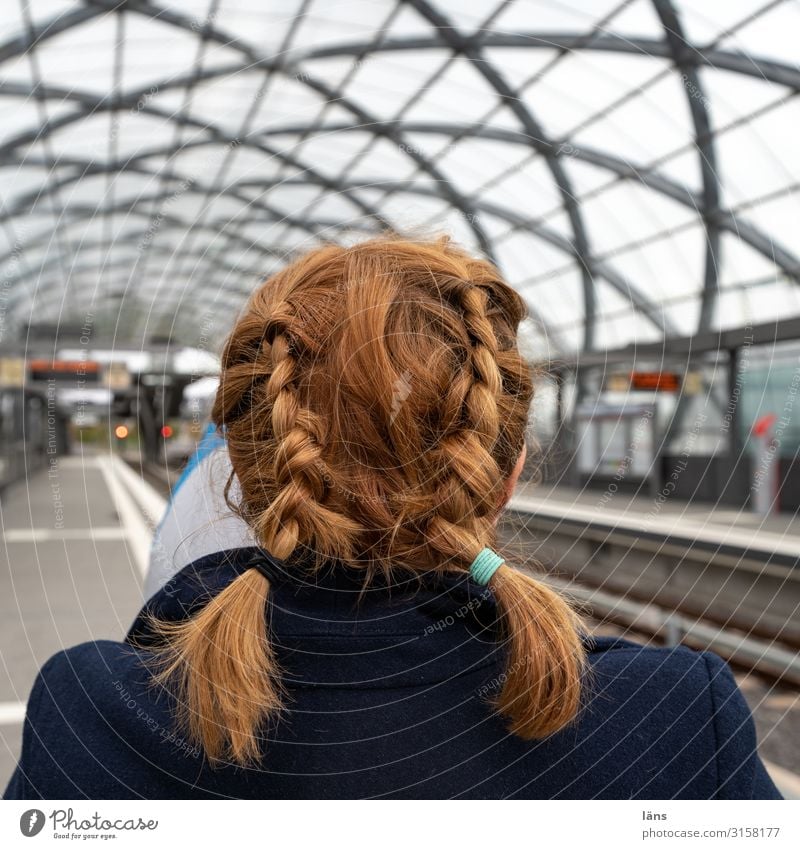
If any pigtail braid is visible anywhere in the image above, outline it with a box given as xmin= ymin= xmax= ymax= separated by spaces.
xmin=148 ymin=569 xmax=284 ymax=764
xmin=254 ymin=321 xmax=361 ymax=562
xmin=430 ymin=275 xmax=587 ymax=737
xmin=459 ymin=283 xmax=503 ymax=443
xmin=149 ymin=303 xmax=361 ymax=765
xmin=485 ymin=562 xmax=587 ymax=738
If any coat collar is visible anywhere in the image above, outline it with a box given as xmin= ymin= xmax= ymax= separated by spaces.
xmin=126 ymin=547 xmax=605 ymax=690
xmin=127 ymin=546 xmax=503 ymax=647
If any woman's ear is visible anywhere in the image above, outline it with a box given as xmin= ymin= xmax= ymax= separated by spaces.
xmin=499 ymin=443 xmax=527 ymax=513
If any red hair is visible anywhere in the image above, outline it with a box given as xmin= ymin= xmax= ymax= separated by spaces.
xmin=150 ymin=234 xmax=586 ymax=763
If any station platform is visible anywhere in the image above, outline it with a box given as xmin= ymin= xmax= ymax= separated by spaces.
xmin=0 ymin=449 xmax=165 ymax=791
xmin=0 ymin=452 xmax=798 ymax=797
xmin=510 ymin=480 xmax=800 ymax=565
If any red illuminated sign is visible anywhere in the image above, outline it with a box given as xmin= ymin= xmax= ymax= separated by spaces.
xmin=629 ymin=371 xmax=681 ymax=391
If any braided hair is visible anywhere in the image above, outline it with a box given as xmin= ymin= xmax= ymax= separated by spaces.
xmin=150 ymin=234 xmax=586 ymax=763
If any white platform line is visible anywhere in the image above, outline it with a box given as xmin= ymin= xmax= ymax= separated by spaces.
xmin=3 ymin=527 xmax=126 ymax=542
xmin=96 ymin=456 xmax=158 ymax=579
xmin=106 ymin=454 xmax=168 ymax=531
xmin=0 ymin=701 xmax=25 ymax=726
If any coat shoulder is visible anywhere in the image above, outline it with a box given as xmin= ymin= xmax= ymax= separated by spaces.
xmin=584 ymin=636 xmax=731 ymax=722
xmin=7 ymin=640 xmax=187 ymax=799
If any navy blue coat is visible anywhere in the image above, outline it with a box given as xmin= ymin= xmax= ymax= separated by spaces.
xmin=4 ymin=547 xmax=781 ymax=799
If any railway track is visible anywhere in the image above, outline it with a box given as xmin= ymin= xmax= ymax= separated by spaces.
xmin=499 ymin=506 xmax=800 ymax=686
xmin=132 ymin=456 xmax=800 ymax=685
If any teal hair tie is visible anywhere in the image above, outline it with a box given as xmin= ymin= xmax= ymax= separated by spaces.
xmin=469 ymin=547 xmax=504 ymax=586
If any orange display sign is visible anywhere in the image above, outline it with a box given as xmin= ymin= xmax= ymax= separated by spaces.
xmin=29 ymin=359 xmax=100 ymax=372
xmin=28 ymin=359 xmax=101 ymax=382
xmin=629 ymin=371 xmax=681 ymax=391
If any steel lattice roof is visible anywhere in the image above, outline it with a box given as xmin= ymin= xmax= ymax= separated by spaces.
xmin=1 ymin=0 xmax=798 ymax=355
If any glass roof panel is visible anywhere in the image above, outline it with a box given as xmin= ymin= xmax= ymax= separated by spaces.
xmin=713 ymin=1 xmax=800 ymax=66
xmin=733 ymin=191 xmax=800 ymax=260
xmin=595 ymin=219 xmax=706 ymax=305
xmin=480 ymin=153 xmax=567 ymax=221
xmin=570 ymin=68 xmax=693 ymax=162
xmin=578 ymin=179 xmax=698 ymax=256
xmin=714 ymin=97 xmax=800 ymax=209
xmin=717 ymin=279 xmax=800 ymax=330
xmin=27 ymin=13 xmax=119 ymax=97
xmin=676 ymin=0 xmax=769 ymax=44
xmin=0 ymin=0 xmax=797 ymax=352
xmin=492 ymin=0 xmax=631 ymax=35
xmin=393 ymin=55 xmax=503 ymax=126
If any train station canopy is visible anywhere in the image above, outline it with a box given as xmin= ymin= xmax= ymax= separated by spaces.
xmin=1 ymin=0 xmax=798 ymax=358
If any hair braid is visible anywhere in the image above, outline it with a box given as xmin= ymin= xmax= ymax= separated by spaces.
xmin=459 ymin=283 xmax=503 ymax=443
xmin=423 ymin=278 xmax=505 ymax=562
xmin=148 ymin=233 xmax=586 ymax=764
xmin=244 ymin=305 xmax=362 ymax=563
xmin=424 ymin=271 xmax=587 ymax=740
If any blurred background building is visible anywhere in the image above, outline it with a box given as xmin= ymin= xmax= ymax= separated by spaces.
xmin=0 ymin=0 xmax=799 ymax=795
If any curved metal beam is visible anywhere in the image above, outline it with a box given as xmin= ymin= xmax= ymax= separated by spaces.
xmin=85 ymin=0 xmax=497 ymax=262
xmin=1 ymin=193 xmax=378 ymax=309
xmin=248 ymin=120 xmax=800 ymax=282
xmin=653 ymin=0 xmax=721 ymax=333
xmin=297 ymin=31 xmax=800 ymax=91
xmin=406 ymin=0 xmax=597 ymax=351
xmin=2 ymin=10 xmax=798 ymax=91
xmin=1 ymin=157 xmax=671 ymax=334
xmin=233 ymin=176 xmax=675 ymax=335
xmin=0 ymin=83 xmax=392 ymax=237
